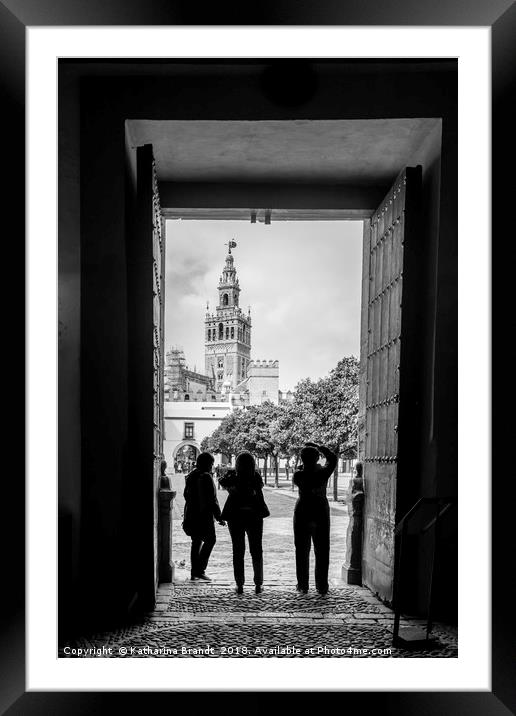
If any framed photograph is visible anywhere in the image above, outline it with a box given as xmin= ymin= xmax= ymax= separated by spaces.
xmin=5 ymin=1 xmax=507 ymax=712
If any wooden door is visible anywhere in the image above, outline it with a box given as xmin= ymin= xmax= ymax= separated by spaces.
xmin=359 ymin=166 xmax=421 ymax=602
xmin=131 ymin=144 xmax=165 ymax=606
xmin=152 ymin=158 xmax=165 ymax=473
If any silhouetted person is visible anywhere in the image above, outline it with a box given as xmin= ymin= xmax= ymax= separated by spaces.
xmin=183 ymin=452 xmax=225 ymax=581
xmin=219 ymin=452 xmax=270 ymax=594
xmin=293 ymin=442 xmax=338 ymax=595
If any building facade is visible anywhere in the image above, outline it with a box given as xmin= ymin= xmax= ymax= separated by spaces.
xmin=163 ymin=400 xmax=232 ymax=468
xmin=164 ymin=347 xmax=216 ymax=402
xmin=231 ymin=359 xmax=280 ymax=407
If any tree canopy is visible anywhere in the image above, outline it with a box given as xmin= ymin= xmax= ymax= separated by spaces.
xmin=200 ymin=355 xmax=359 ymax=464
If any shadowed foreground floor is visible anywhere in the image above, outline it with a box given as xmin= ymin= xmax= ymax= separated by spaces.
xmin=60 ymin=582 xmax=457 ymax=659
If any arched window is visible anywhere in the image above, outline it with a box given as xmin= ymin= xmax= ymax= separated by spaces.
xmin=218 ymin=323 xmax=223 ymax=340
xmin=184 ymin=394 xmax=190 ymax=401
xmin=226 ymin=326 xmax=229 ymax=339
xmin=207 ymin=329 xmax=211 ymax=341
xmin=230 ymin=327 xmax=234 ymax=339
xmin=223 ymin=293 xmax=229 ymax=306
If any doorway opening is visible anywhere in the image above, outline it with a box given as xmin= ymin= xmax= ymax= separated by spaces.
xmin=125 ymin=115 xmax=443 ymax=611
xmin=164 ymin=217 xmax=363 ymax=586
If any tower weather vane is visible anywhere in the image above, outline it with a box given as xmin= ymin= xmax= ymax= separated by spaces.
xmin=225 ymin=239 xmax=237 ymax=253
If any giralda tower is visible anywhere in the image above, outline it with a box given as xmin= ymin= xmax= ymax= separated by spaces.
xmin=204 ymin=242 xmax=252 ymax=392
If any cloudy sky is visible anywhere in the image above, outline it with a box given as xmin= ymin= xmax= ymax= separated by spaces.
xmin=165 ymin=219 xmax=363 ymax=391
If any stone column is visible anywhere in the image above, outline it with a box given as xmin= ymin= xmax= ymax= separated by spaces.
xmin=158 ymin=479 xmax=176 ymax=583
xmin=342 ymin=475 xmax=364 ymax=585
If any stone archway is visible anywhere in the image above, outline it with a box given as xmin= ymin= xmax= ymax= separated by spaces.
xmin=173 ymin=441 xmax=199 ymax=473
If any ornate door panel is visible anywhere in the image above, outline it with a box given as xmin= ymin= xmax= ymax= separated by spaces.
xmin=152 ymin=162 xmax=165 ymax=470
xmin=359 ymin=166 xmax=421 ymax=602
xmin=133 ymin=144 xmax=165 ymax=602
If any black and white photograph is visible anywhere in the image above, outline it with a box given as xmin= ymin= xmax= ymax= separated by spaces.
xmin=57 ymin=57 xmax=460 ymax=662
xmin=11 ymin=15 xmax=502 ymax=706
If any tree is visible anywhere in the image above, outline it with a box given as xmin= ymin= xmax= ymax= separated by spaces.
xmin=204 ymin=409 xmax=247 ymax=463
xmin=320 ymin=356 xmax=359 ymax=460
xmin=269 ymin=401 xmax=313 ymax=487
xmin=199 ymin=355 xmax=358 ymax=498
xmin=245 ymin=402 xmax=281 ymax=486
xmin=200 ymin=434 xmax=214 ymax=453
xmin=292 ymin=356 xmax=359 ymax=500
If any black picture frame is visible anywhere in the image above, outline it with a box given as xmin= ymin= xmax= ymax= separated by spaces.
xmin=6 ymin=1 xmax=508 ymax=713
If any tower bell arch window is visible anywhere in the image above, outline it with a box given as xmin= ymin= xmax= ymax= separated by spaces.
xmin=218 ymin=323 xmax=223 ymax=340
xmin=223 ymin=293 xmax=229 ymax=306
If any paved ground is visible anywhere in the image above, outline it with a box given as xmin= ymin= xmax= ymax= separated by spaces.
xmin=61 ymin=583 xmax=457 ymax=659
xmin=171 ymin=472 xmax=349 ymax=584
xmin=60 ymin=474 xmax=457 ymax=659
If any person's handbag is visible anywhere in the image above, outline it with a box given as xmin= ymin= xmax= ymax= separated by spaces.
xmin=257 ymin=490 xmax=270 ymax=519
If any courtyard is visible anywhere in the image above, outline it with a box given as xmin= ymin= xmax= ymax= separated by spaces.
xmin=171 ymin=471 xmax=350 ymax=585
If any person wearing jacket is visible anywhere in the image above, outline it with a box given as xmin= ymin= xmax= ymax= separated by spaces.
xmin=293 ymin=441 xmax=338 ymax=595
xmin=219 ymin=451 xmax=270 ymax=594
xmin=183 ymin=452 xmax=225 ymax=581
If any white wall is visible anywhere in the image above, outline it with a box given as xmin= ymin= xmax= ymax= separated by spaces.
xmin=163 ymin=400 xmax=232 ymax=466
xmin=247 ymin=361 xmax=279 ymax=405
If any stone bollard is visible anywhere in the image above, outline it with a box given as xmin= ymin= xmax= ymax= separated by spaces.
xmin=159 ymin=482 xmax=176 ymax=583
xmin=342 ymin=471 xmax=364 ymax=585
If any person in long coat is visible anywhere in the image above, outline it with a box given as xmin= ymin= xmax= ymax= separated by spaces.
xmin=183 ymin=452 xmax=225 ymax=581
xmin=293 ymin=441 xmax=337 ymax=595
xmin=219 ymin=451 xmax=270 ymax=594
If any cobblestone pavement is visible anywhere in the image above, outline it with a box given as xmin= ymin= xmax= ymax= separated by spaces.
xmin=61 ymin=583 xmax=458 ymax=659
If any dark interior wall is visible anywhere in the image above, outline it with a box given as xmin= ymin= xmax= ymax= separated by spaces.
xmin=78 ymin=80 xmax=131 ymax=630
xmin=398 ymin=121 xmax=443 ymax=511
xmin=428 ymin=111 xmax=458 ymax=621
xmin=397 ymin=113 xmax=457 ymax=621
xmin=58 ymin=60 xmax=457 ymax=634
xmin=410 ymin=121 xmax=443 ymax=501
xmin=401 ymin=122 xmax=444 ymax=614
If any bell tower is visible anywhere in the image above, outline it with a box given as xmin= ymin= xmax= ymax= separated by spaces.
xmin=218 ymin=251 xmax=240 ymax=308
xmin=205 ymin=242 xmax=252 ymax=392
